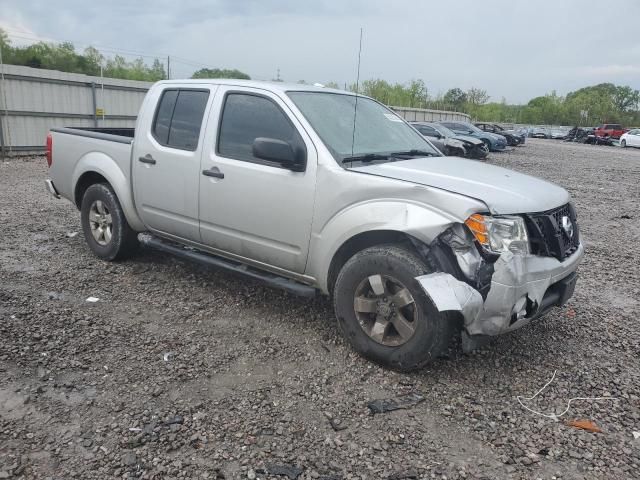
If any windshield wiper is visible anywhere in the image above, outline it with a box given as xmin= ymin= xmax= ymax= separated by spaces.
xmin=389 ymin=149 xmax=437 ymax=157
xmin=341 ymin=153 xmax=390 ymax=163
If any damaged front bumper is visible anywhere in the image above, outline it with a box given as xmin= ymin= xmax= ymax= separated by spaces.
xmin=417 ymin=241 xmax=584 ymax=340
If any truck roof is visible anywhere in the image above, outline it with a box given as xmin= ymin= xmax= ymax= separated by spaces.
xmin=153 ymin=79 xmax=350 ymax=95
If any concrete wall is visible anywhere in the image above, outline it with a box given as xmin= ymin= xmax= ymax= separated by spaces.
xmin=0 ymin=64 xmax=152 ymax=155
xmin=390 ymin=106 xmax=471 ymax=123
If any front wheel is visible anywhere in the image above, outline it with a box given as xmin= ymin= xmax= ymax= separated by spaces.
xmin=482 ymin=139 xmax=492 ymax=152
xmin=333 ymin=245 xmax=456 ymax=371
xmin=80 ymin=183 xmax=138 ymax=261
xmin=621 ymin=139 xmax=627 ymax=148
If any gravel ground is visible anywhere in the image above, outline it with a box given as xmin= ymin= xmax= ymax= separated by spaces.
xmin=1 ymin=139 xmax=639 ymax=480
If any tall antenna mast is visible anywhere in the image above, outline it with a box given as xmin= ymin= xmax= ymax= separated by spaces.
xmin=350 ymin=28 xmax=363 ymax=160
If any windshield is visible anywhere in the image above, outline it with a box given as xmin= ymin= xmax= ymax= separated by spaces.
xmin=287 ymin=91 xmax=439 ymax=163
xmin=465 ymin=123 xmax=483 ymax=133
xmin=431 ymin=124 xmax=456 ymax=137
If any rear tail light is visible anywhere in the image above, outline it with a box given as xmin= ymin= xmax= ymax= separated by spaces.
xmin=46 ymin=133 xmax=53 ymax=167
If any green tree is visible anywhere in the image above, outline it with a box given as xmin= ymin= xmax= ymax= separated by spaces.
xmin=466 ymin=87 xmax=490 ymax=106
xmin=443 ymin=88 xmax=467 ymax=111
xmin=191 ymin=68 xmax=250 ymax=80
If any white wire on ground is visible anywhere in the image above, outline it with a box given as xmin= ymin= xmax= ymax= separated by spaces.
xmin=516 ymin=369 xmax=617 ymax=422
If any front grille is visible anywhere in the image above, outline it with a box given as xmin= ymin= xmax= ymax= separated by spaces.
xmin=525 ymin=203 xmax=580 ymax=260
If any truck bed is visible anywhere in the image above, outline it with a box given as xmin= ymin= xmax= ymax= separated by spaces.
xmin=48 ymin=127 xmax=134 ymax=206
xmin=50 ymin=127 xmax=135 ymax=144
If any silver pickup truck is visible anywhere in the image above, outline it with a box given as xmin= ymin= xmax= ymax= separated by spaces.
xmin=45 ymin=80 xmax=583 ymax=370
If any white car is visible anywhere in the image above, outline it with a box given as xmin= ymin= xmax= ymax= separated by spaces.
xmin=620 ymin=129 xmax=640 ymax=148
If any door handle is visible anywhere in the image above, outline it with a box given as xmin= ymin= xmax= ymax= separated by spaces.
xmin=202 ymin=166 xmax=224 ymax=179
xmin=138 ymin=154 xmax=156 ymax=165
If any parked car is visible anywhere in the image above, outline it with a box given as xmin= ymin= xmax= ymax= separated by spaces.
xmin=531 ymin=127 xmax=550 ymax=139
xmin=411 ymin=121 xmax=488 ymax=159
xmin=564 ymin=127 xmax=590 ymax=143
xmin=438 ymin=121 xmax=508 ymax=151
xmin=550 ymin=128 xmax=569 ymax=140
xmin=45 ymin=80 xmax=583 ymax=371
xmin=474 ymin=123 xmax=525 ymax=146
xmin=594 ymin=124 xmax=627 ymax=139
xmin=619 ymin=129 xmax=640 ymax=148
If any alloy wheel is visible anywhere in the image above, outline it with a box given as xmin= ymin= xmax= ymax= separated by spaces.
xmin=353 ymin=274 xmax=418 ymax=346
xmin=89 ymin=200 xmax=113 ymax=246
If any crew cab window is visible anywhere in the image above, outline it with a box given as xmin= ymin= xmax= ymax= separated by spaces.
xmin=152 ymin=89 xmax=209 ymax=151
xmin=217 ymin=93 xmax=304 ymax=166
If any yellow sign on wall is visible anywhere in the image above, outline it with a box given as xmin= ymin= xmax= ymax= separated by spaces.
xmin=96 ymin=108 xmax=105 ymax=116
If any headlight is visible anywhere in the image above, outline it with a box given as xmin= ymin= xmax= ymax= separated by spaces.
xmin=465 ymin=214 xmax=530 ymax=255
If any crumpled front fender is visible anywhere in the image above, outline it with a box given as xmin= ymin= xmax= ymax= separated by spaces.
xmin=415 ymin=224 xmax=584 ymax=343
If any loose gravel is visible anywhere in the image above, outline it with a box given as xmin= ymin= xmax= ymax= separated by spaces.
xmin=1 ymin=139 xmax=639 ymax=480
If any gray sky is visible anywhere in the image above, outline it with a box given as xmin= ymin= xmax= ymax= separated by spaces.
xmin=2 ymin=0 xmax=640 ymax=103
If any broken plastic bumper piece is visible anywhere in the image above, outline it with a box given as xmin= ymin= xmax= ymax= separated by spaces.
xmin=416 ymin=242 xmax=584 ymax=338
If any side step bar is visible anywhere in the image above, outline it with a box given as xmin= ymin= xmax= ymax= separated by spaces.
xmin=138 ymin=233 xmax=317 ymax=297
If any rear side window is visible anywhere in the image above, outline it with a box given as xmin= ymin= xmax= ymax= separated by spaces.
xmin=152 ymin=89 xmax=209 ymax=151
xmin=217 ymin=93 xmax=304 ymax=165
xmin=153 ymin=90 xmax=178 ymax=144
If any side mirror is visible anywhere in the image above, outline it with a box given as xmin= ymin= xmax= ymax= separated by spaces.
xmin=252 ymin=137 xmax=306 ymax=172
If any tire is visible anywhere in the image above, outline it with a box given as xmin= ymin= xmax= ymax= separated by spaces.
xmin=333 ymin=245 xmax=456 ymax=371
xmin=80 ymin=183 xmax=138 ymax=261
xmin=621 ymin=139 xmax=627 ymax=148
xmin=482 ymin=139 xmax=492 ymax=151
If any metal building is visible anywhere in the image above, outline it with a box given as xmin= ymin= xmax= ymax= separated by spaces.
xmin=0 ymin=64 xmax=151 ymax=155
xmin=0 ymin=64 xmax=470 ymax=156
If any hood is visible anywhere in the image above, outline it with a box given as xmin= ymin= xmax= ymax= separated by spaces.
xmin=350 ymin=156 xmax=570 ymax=215
xmin=487 ymin=132 xmax=507 ymax=141
xmin=452 ymin=134 xmax=483 ymax=146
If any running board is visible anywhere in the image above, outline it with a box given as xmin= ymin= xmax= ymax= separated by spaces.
xmin=138 ymin=233 xmax=317 ymax=297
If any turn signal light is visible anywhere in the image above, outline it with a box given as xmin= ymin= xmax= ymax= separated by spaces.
xmin=465 ymin=213 xmax=488 ymax=245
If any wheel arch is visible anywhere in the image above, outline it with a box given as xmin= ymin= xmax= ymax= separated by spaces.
xmin=72 ymin=152 xmax=145 ymax=231
xmin=75 ymin=171 xmax=108 ymax=207
xmin=326 ymin=230 xmax=428 ymax=297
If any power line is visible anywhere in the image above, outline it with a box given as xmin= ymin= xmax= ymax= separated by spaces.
xmin=3 ymin=29 xmax=220 ymax=70
xmin=1 ymin=28 xmax=271 ymax=80
xmin=2 ymin=27 xmax=168 ymax=59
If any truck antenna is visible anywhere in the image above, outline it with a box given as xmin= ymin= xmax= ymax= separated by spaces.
xmin=350 ymin=28 xmax=363 ymax=160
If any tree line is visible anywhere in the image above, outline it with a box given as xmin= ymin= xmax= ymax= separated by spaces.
xmin=0 ymin=29 xmax=253 ymax=82
xmin=348 ymin=79 xmax=640 ymax=127
xmin=0 ymin=29 xmax=166 ymax=81
xmin=2 ymin=29 xmax=638 ymax=126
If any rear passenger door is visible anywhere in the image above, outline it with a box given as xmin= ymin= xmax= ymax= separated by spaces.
xmin=198 ymin=87 xmax=317 ymax=274
xmin=133 ymin=86 xmax=215 ymax=241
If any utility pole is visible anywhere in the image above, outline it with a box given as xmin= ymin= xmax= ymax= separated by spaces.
xmin=276 ymin=67 xmax=281 ymax=82
xmin=167 ymin=56 xmax=170 ymax=80
xmin=0 ymin=41 xmax=7 ymax=159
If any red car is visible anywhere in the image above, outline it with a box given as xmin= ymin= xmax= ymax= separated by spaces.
xmin=594 ymin=124 xmax=628 ymax=139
